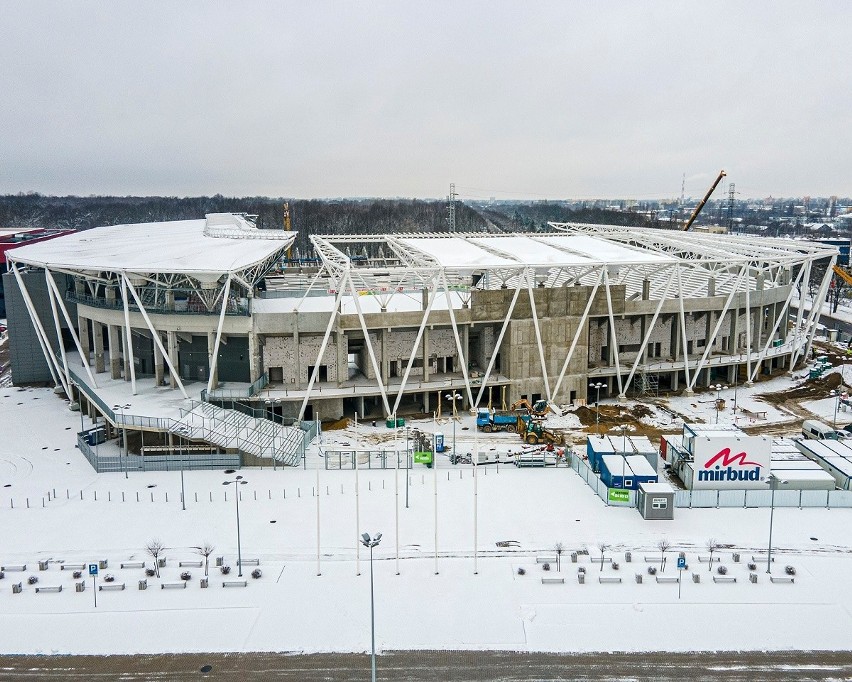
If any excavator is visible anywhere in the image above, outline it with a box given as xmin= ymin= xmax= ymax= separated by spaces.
xmin=509 ymin=398 xmax=562 ymax=417
xmin=681 ymin=170 xmax=727 ymax=231
xmin=516 ymin=416 xmax=565 ymax=446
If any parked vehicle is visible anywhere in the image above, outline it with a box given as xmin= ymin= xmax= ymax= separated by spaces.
xmin=802 ymin=419 xmax=838 ymax=440
xmin=476 ymin=408 xmax=529 ymax=433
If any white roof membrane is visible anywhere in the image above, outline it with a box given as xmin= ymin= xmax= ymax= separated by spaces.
xmin=8 ymin=219 xmax=296 ymax=275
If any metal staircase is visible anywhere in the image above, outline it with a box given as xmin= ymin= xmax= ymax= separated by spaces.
xmin=171 ymin=401 xmax=306 ymax=466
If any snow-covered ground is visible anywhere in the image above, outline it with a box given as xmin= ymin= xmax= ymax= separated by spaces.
xmin=3 ymin=386 xmax=852 ymax=655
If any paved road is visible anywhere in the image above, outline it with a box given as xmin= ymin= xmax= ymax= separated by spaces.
xmin=1 ymin=651 xmax=852 ymax=681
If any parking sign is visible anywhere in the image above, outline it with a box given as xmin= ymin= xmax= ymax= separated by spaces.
xmin=677 ymin=557 xmax=686 ymax=570
xmin=88 ymin=563 xmax=98 ymax=576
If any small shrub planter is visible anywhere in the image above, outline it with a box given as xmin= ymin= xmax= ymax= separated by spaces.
xmin=220 ymin=566 xmax=232 ymax=575
xmin=180 ymin=571 xmax=192 ymax=581
xmin=72 ymin=571 xmax=82 ymax=579
xmin=145 ymin=568 xmax=156 ymax=577
xmin=542 ymin=563 xmax=551 ymax=572
xmin=103 ymin=574 xmax=116 ymax=583
xmin=27 ymin=575 xmax=38 ymax=585
xmin=517 ymin=567 xmax=526 ymax=576
xmin=251 ymin=569 xmax=262 ymax=579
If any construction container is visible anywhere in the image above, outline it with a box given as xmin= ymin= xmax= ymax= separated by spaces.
xmin=586 ymin=435 xmax=616 ymax=473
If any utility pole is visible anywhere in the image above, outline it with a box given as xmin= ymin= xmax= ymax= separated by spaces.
xmin=446 ymin=183 xmax=457 ymax=233
xmin=727 ymin=183 xmax=736 ymax=232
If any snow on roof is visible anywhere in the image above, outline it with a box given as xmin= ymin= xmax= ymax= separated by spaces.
xmin=6 ymin=214 xmax=296 ymax=276
xmin=625 ymin=455 xmax=657 ymax=476
xmin=638 ymin=481 xmax=675 ymax=493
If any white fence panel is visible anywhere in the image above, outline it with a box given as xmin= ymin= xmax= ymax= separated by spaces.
xmin=719 ymin=489 xmax=746 ymax=507
xmin=828 ymin=490 xmax=852 ymax=508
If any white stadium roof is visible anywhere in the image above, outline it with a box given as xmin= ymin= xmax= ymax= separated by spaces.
xmin=7 ymin=214 xmax=296 ymax=277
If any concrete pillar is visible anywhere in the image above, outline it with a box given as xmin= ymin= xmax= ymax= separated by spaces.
xmin=249 ymin=332 xmax=261 ymax=383
xmin=730 ymin=306 xmax=740 ymax=354
xmin=461 ymin=324 xmax=469 ymax=376
xmin=423 ymin=328 xmax=430 ymax=381
xmin=122 ymin=328 xmax=130 ymax=382
xmin=154 ymin=335 xmax=164 ymax=387
xmin=381 ymin=329 xmax=389 ymax=386
xmin=166 ymin=289 xmax=175 ymax=311
xmin=671 ymin=370 xmax=679 ymax=391
xmin=708 ymin=277 xmax=716 ymax=298
xmin=642 ymin=279 xmax=650 ymax=301
xmin=357 ymin=395 xmax=365 ymax=418
xmin=107 ymin=324 xmax=122 ymax=380
xmin=293 ymin=329 xmax=301 ymax=388
xmin=207 ymin=332 xmax=218 ymax=389
xmin=167 ymin=331 xmax=179 ymax=389
xmin=422 ymin=288 xmax=428 ymax=311
xmin=78 ymin=314 xmax=91 ymax=366
xmin=92 ymin=321 xmax=105 ymax=373
xmin=423 ymin=391 xmax=429 ymax=413
xmin=336 ymin=331 xmax=346 ymax=387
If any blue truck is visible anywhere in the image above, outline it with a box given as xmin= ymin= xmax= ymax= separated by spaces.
xmin=476 ymin=408 xmax=529 ymax=433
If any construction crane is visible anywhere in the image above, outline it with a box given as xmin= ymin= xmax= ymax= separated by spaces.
xmin=833 ymin=265 xmax=852 ymax=287
xmin=681 ymin=170 xmax=727 ymax=231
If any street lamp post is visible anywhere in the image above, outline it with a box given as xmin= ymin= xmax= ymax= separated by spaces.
xmin=113 ymin=403 xmax=131 ymax=479
xmin=405 ymin=426 xmax=410 ymax=509
xmin=360 ymin=532 xmax=383 ymax=682
xmin=589 ymin=382 xmax=604 ymax=435
xmin=766 ymin=475 xmax=788 ymax=574
xmin=830 ymin=389 xmax=840 ymax=428
xmin=223 ymin=474 xmax=248 ymax=576
xmin=711 ymin=384 xmax=728 ymax=424
xmin=444 ymin=392 xmax=461 ymax=457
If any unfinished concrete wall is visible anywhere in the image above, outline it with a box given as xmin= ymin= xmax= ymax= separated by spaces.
xmin=263 ymin=335 xmax=341 ymax=386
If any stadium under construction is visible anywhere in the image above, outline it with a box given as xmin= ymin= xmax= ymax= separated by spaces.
xmin=2 ymin=213 xmax=837 ymax=467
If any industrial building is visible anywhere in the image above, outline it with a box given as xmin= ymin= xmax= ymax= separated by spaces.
xmin=2 ymin=213 xmax=837 ymax=467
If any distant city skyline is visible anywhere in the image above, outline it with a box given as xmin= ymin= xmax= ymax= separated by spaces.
xmin=1 ymin=1 xmax=849 ymax=200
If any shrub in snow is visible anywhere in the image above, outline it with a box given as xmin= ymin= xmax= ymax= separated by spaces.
xmin=647 ymin=566 xmax=657 ymax=575
xmin=251 ymin=569 xmax=262 ymax=579
xmin=542 ymin=563 xmax=551 ymax=572
xmin=0 ymin=571 xmax=5 ymax=579
xmin=517 ymin=567 xmax=526 ymax=576
xmin=27 ymin=575 xmax=38 ymax=585
xmin=72 ymin=571 xmax=82 ymax=579
xmin=180 ymin=571 xmax=192 ymax=581
xmin=785 ymin=565 xmax=796 ymax=576
xmin=612 ymin=562 xmax=620 ymax=570
xmin=717 ymin=565 xmax=728 ymax=575
xmin=103 ymin=574 xmax=115 ymax=582
xmin=747 ymin=562 xmax=757 ymax=571
xmin=220 ymin=565 xmax=231 ymax=575
xmin=577 ymin=567 xmax=586 ymax=573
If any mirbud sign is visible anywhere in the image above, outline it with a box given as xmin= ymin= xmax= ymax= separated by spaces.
xmin=692 ymin=436 xmax=771 ymax=489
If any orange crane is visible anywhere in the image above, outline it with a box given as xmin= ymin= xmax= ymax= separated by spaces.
xmin=833 ymin=265 xmax=852 ymax=287
xmin=681 ymin=170 xmax=727 ymax=231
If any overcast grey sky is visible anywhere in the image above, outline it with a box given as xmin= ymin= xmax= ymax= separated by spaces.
xmin=1 ymin=1 xmax=849 ymax=200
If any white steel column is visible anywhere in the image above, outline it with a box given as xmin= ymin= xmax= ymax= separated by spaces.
xmin=120 ymin=274 xmax=137 ymax=395
xmin=207 ymin=275 xmax=232 ymax=393
xmin=744 ymin=264 xmax=753 ymax=384
xmin=623 ymin=267 xmax=676 ymax=391
xmin=10 ymin=263 xmax=63 ymax=391
xmin=44 ymin=270 xmax=99 ymax=388
xmin=789 ymin=260 xmax=812 ymax=370
xmin=391 ymin=277 xmax=440 ymax=416
xmin=748 ymin=264 xmax=806 ymax=382
xmin=802 ymin=257 xmax=835 ymax=366
xmin=346 ymin=274 xmax=391 ymax=417
xmin=473 ymin=271 xmax=524 ymax=408
xmin=676 ymin=265 xmax=693 ymax=392
xmin=123 ymin=274 xmax=189 ymax=399
xmin=44 ymin=268 xmax=71 ymax=391
xmin=688 ymin=266 xmax=747 ymax=391
xmin=525 ymin=269 xmax=552 ymax=402
xmin=440 ymin=271 xmax=474 ymax=409
xmin=603 ymin=268 xmax=624 ymax=396
xmin=551 ymin=267 xmax=604 ymax=400
xmin=299 ymin=270 xmax=351 ymax=420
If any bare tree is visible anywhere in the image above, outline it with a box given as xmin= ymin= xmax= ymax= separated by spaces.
xmin=657 ymin=539 xmax=671 ymax=572
xmin=554 ymin=542 xmax=564 ymax=572
xmin=146 ymin=539 xmax=165 ymax=578
xmin=597 ymin=542 xmax=610 ymax=572
xmin=194 ymin=542 xmax=215 ymax=577
xmin=706 ymin=538 xmax=720 ymax=572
